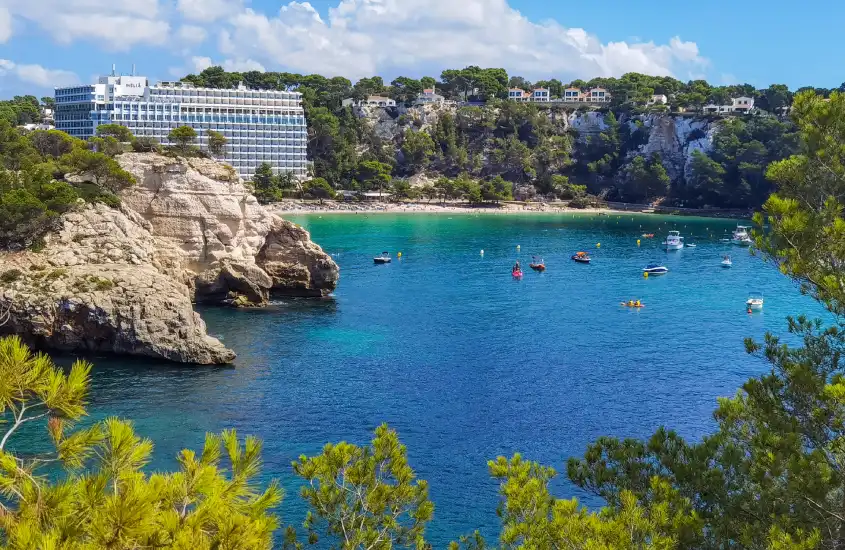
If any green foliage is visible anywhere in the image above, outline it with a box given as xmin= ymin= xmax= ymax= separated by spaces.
xmin=355 ymin=160 xmax=393 ymax=192
xmin=207 ymin=129 xmax=228 ymax=157
xmin=488 ymin=453 xmax=700 ymax=549
xmin=293 ymin=424 xmax=434 ymax=549
xmin=758 ymin=91 xmax=845 ymax=315
xmin=303 ymin=177 xmax=335 ymax=203
xmin=0 ymin=269 xmax=22 ymax=283
xmin=620 ymin=153 xmax=670 ymax=203
xmin=132 ymin=136 xmax=160 ymax=153
xmin=252 ymin=162 xmax=284 ymax=204
xmin=400 ymin=129 xmax=436 ymax=172
xmin=168 ymin=126 xmax=199 ymax=154
xmin=96 ymin=124 xmax=134 ymax=142
xmin=0 ymin=336 xmax=282 ymax=549
xmin=61 ymin=147 xmax=136 ymax=192
xmin=28 ymin=129 xmax=79 ymax=158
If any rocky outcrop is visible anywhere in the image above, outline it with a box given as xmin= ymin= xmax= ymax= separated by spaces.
xmin=0 ymin=204 xmax=234 ymax=364
xmin=0 ymin=153 xmax=339 ymax=365
xmin=257 ymin=217 xmax=340 ymax=297
xmin=116 ymin=153 xmax=338 ymax=302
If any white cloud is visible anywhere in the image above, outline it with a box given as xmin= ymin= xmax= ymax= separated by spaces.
xmin=177 ymin=24 xmax=207 ymax=45
xmin=191 ymin=56 xmax=214 ymax=73
xmin=177 ymin=0 xmax=242 ymax=23
xmin=222 ymin=58 xmax=266 ymax=72
xmin=0 ymin=58 xmax=79 ymax=87
xmin=217 ymin=0 xmax=708 ymax=80
xmin=1 ymin=0 xmax=168 ymax=49
xmin=0 ymin=7 xmax=11 ymax=43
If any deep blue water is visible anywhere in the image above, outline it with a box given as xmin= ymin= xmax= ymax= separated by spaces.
xmin=51 ymin=213 xmax=829 ymax=545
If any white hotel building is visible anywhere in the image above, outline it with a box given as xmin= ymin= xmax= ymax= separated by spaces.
xmin=54 ymin=73 xmax=308 ymax=180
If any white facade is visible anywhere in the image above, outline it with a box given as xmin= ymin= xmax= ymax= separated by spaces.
xmin=415 ymin=89 xmax=445 ymax=105
xmin=342 ymin=95 xmax=396 ymax=108
xmin=703 ymin=96 xmax=755 ymax=115
xmin=508 ymin=88 xmax=530 ymax=101
xmin=55 ymin=74 xmax=307 ymax=180
xmin=648 ymin=94 xmax=668 ymax=105
xmin=532 ymin=88 xmax=550 ymax=102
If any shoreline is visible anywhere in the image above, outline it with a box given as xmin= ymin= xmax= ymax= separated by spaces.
xmin=270 ymin=201 xmax=749 ymax=220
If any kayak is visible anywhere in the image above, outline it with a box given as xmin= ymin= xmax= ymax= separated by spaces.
xmin=621 ymin=302 xmax=645 ymax=308
xmin=529 ymin=264 xmax=546 ymax=271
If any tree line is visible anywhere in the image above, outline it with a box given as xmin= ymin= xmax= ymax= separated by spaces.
xmin=181 ymin=66 xmax=813 ymax=209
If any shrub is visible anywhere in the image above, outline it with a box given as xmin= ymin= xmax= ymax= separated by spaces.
xmin=131 ymin=136 xmax=160 ymax=153
xmin=0 ymin=269 xmax=22 ymax=283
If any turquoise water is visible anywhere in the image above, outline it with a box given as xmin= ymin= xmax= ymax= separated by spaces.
xmin=65 ymin=213 xmax=829 ymax=545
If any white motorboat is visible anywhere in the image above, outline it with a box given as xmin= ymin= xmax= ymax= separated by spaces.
xmin=746 ymin=292 xmax=764 ymax=310
xmin=721 ymin=255 xmax=733 ymax=268
xmin=373 ymin=252 xmax=392 ymax=264
xmin=732 ymin=225 xmax=754 ymax=247
xmin=663 ymin=231 xmax=684 ymax=251
xmin=643 ymin=264 xmax=669 ymax=275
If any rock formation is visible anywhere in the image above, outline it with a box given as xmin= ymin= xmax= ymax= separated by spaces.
xmin=0 ymin=204 xmax=234 ymax=364
xmin=0 ymin=153 xmax=339 ymax=365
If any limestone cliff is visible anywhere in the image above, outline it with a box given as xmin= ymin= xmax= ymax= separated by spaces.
xmin=116 ymin=153 xmax=339 ymax=303
xmin=352 ymin=104 xmax=721 ymax=187
xmin=0 ymin=204 xmax=234 ymax=364
xmin=0 ymin=153 xmax=339 ymax=365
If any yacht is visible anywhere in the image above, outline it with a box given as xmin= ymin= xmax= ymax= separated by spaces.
xmin=373 ymin=252 xmax=392 ymax=264
xmin=746 ymin=292 xmax=764 ymax=311
xmin=643 ymin=264 xmax=669 ymax=275
xmin=663 ymin=231 xmax=684 ymax=251
xmin=732 ymin=225 xmax=754 ymax=247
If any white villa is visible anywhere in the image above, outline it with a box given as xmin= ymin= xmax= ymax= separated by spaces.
xmin=531 ymin=88 xmax=550 ymax=102
xmin=415 ymin=88 xmax=446 ymax=105
xmin=562 ymin=87 xmax=612 ymax=104
xmin=508 ymin=88 xmax=532 ymax=102
xmin=341 ymin=95 xmax=397 ymax=108
xmin=703 ymin=96 xmax=755 ymax=115
xmin=647 ymin=94 xmax=669 ymax=106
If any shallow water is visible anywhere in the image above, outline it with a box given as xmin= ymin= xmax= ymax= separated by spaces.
xmin=53 ymin=213 xmax=831 ymax=544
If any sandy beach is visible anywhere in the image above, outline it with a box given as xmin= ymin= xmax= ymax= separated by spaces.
xmin=270 ymin=200 xmax=620 ymax=216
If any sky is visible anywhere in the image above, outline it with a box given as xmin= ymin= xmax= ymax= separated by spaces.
xmin=0 ymin=0 xmax=841 ymax=99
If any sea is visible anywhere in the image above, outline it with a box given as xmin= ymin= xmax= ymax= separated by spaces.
xmin=48 ymin=213 xmax=831 ymax=545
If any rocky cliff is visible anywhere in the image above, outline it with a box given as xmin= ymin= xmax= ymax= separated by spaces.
xmin=355 ymin=103 xmax=721 ymax=187
xmin=0 ymin=153 xmax=339 ymax=365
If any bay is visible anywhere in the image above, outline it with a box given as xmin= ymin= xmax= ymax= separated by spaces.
xmin=66 ymin=213 xmax=828 ymax=545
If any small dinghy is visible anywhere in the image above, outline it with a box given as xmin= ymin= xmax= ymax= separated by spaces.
xmin=374 ymin=252 xmax=392 ymax=264
xmin=643 ymin=264 xmax=669 ymax=275
xmin=722 ymin=255 xmax=733 ymax=268
xmin=571 ymin=252 xmax=591 ymax=264
xmin=529 ymin=256 xmax=546 ymax=271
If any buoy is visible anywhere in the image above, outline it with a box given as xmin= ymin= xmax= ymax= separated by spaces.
xmin=644 ymin=272 xmax=649 ymax=278
xmin=637 ymin=239 xmax=641 ymax=246
xmin=597 ymin=243 xmax=601 ymax=248
xmin=397 ymin=252 xmax=402 ymax=258
xmin=480 ymin=250 xmax=484 ymax=256
xmin=516 ymin=245 xmax=521 ymax=250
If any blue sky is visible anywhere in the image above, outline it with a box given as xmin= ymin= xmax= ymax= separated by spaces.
xmin=0 ymin=0 xmax=840 ymax=99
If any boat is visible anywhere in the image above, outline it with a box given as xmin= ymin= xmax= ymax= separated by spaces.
xmin=746 ymin=292 xmax=764 ymax=310
xmin=686 ymin=243 xmax=697 ymax=248
xmin=663 ymin=230 xmax=684 ymax=251
xmin=641 ymin=233 xmax=655 ymax=238
xmin=571 ymin=252 xmax=591 ymax=264
xmin=621 ymin=300 xmax=645 ymax=308
xmin=643 ymin=264 xmax=669 ymax=275
xmin=373 ymin=252 xmax=392 ymax=264
xmin=722 ymin=255 xmax=733 ymax=268
xmin=529 ymin=257 xmax=546 ymax=271
xmin=731 ymin=225 xmax=754 ymax=247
